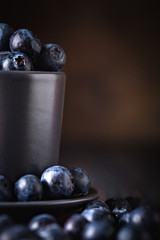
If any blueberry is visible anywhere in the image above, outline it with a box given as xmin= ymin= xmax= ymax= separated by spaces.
xmin=36 ymin=223 xmax=69 ymax=240
xmin=83 ymin=200 xmax=117 ymax=225
xmin=28 ymin=213 xmax=57 ymax=232
xmin=0 ymin=23 xmax=14 ymax=51
xmin=37 ymin=43 xmax=66 ymax=71
xmin=10 ymin=29 xmax=41 ymax=62
xmin=0 ymin=51 xmax=10 ymax=69
xmin=64 ymin=214 xmax=88 ymax=239
xmin=81 ymin=208 xmax=112 ymax=222
xmin=129 ymin=206 xmax=160 ymax=231
xmin=0 ymin=214 xmax=13 ymax=233
xmin=41 ymin=165 xmax=74 ymax=199
xmin=82 ymin=219 xmax=115 ymax=240
xmin=85 ymin=200 xmax=110 ymax=212
xmin=1 ymin=52 xmax=32 ymax=71
xmin=105 ymin=197 xmax=132 ymax=218
xmin=69 ymin=167 xmax=90 ymax=197
xmin=118 ymin=205 xmax=160 ymax=238
xmin=81 ymin=207 xmax=117 ymax=229
xmin=119 ymin=213 xmax=131 ymax=226
xmin=116 ymin=225 xmax=153 ymax=240
xmin=14 ymin=174 xmax=43 ymax=201
xmin=0 ymin=224 xmax=38 ymax=240
xmin=0 ymin=175 xmax=13 ymax=201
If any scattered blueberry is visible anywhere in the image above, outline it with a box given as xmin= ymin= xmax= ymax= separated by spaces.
xmin=0 ymin=224 xmax=38 ymax=240
xmin=105 ymin=197 xmax=132 ymax=218
xmin=83 ymin=199 xmax=118 ymax=226
xmin=0 ymin=214 xmax=13 ymax=233
xmin=64 ymin=213 xmax=88 ymax=239
xmin=81 ymin=208 xmax=110 ymax=222
xmin=0 ymin=175 xmax=13 ymax=201
xmin=10 ymin=29 xmax=41 ymax=62
xmin=38 ymin=43 xmax=66 ymax=71
xmin=129 ymin=206 xmax=160 ymax=231
xmin=1 ymin=52 xmax=32 ymax=71
xmin=116 ymin=225 xmax=153 ymax=240
xmin=119 ymin=212 xmax=131 ymax=226
xmin=28 ymin=213 xmax=57 ymax=232
xmin=0 ymin=23 xmax=14 ymax=51
xmin=69 ymin=167 xmax=90 ymax=197
xmin=0 ymin=195 xmax=159 ymax=239
xmin=41 ymin=165 xmax=74 ymax=199
xmin=85 ymin=200 xmax=110 ymax=212
xmin=82 ymin=219 xmax=115 ymax=240
xmin=36 ymin=223 xmax=69 ymax=240
xmin=14 ymin=174 xmax=43 ymax=201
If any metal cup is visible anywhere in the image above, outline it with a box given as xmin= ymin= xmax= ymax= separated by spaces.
xmin=0 ymin=71 xmax=66 ymax=182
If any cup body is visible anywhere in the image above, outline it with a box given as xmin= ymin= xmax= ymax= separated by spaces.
xmin=0 ymin=71 xmax=66 ymax=182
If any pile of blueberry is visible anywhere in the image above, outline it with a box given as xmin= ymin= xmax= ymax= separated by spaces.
xmin=0 ymin=23 xmax=66 ymax=72
xmin=0 ymin=197 xmax=159 ymax=239
xmin=0 ymin=165 xmax=90 ymax=202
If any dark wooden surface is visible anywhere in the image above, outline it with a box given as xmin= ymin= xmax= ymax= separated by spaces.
xmin=60 ymin=142 xmax=160 ymax=208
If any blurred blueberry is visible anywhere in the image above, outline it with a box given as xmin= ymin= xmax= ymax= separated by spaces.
xmin=81 ymin=208 xmax=114 ymax=223
xmin=0 ymin=175 xmax=13 ymax=201
xmin=118 ymin=205 xmax=160 ymax=238
xmin=0 ymin=214 xmax=13 ymax=233
xmin=116 ymin=225 xmax=153 ymax=240
xmin=0 ymin=51 xmax=10 ymax=69
xmin=82 ymin=219 xmax=115 ymax=240
xmin=119 ymin=213 xmax=131 ymax=226
xmin=36 ymin=223 xmax=69 ymax=240
xmin=1 ymin=52 xmax=32 ymax=71
xmin=64 ymin=213 xmax=88 ymax=239
xmin=129 ymin=206 xmax=160 ymax=231
xmin=105 ymin=197 xmax=132 ymax=218
xmin=85 ymin=200 xmax=110 ymax=212
xmin=0 ymin=224 xmax=38 ymax=240
xmin=10 ymin=29 xmax=41 ymax=62
xmin=28 ymin=213 xmax=57 ymax=232
xmin=69 ymin=167 xmax=90 ymax=197
xmin=103 ymin=212 xmax=118 ymax=227
xmin=83 ymin=200 xmax=117 ymax=226
xmin=37 ymin=43 xmax=66 ymax=71
xmin=0 ymin=23 xmax=14 ymax=51
xmin=14 ymin=174 xmax=43 ymax=201
xmin=41 ymin=165 xmax=74 ymax=199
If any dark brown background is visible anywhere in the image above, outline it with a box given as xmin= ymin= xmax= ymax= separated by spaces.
xmin=1 ymin=0 xmax=160 ymax=205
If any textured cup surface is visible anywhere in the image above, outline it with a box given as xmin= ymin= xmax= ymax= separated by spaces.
xmin=0 ymin=71 xmax=66 ymax=182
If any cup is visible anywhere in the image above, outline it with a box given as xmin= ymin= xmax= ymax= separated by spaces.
xmin=0 ymin=71 xmax=66 ymax=182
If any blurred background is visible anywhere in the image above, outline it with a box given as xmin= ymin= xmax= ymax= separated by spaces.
xmin=1 ymin=0 xmax=160 ymax=205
